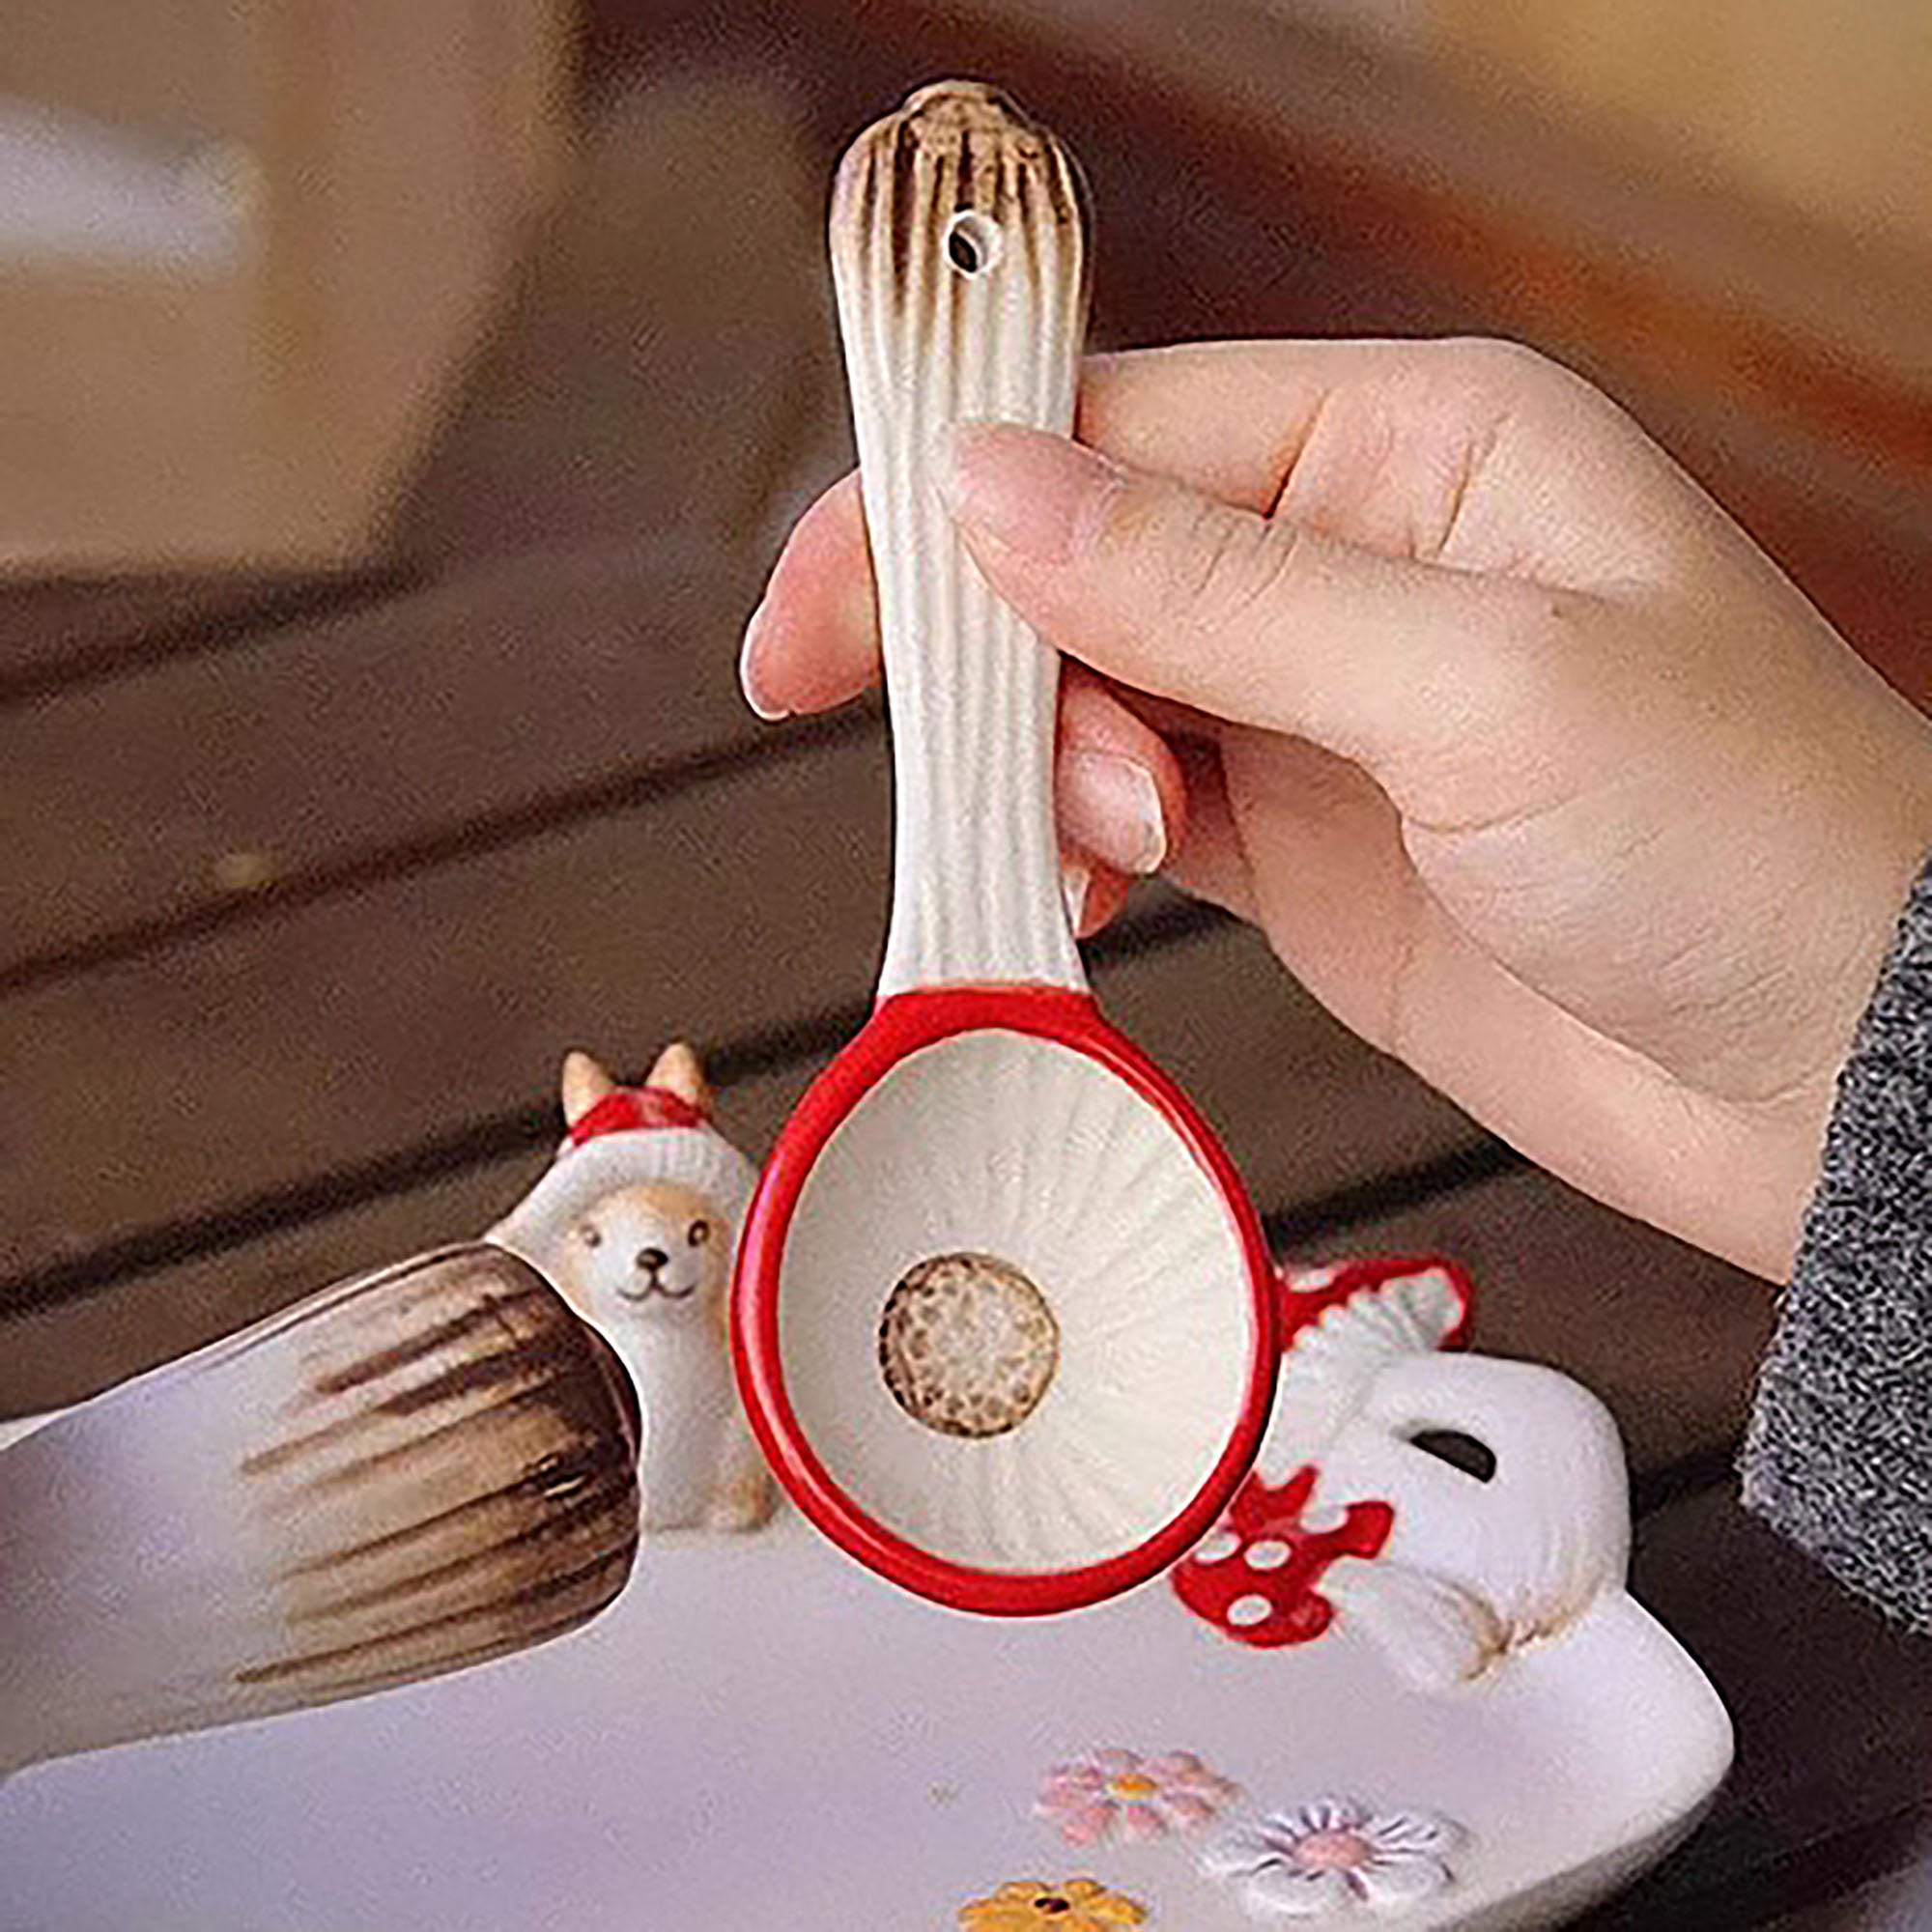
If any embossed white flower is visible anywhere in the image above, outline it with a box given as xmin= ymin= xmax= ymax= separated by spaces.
xmin=1200 ymin=1796 xmax=1463 ymax=1918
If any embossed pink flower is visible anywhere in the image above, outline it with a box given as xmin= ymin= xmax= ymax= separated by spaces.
xmin=1034 ymin=1747 xmax=1240 ymax=1846
xmin=1201 ymin=1796 xmax=1463 ymax=1918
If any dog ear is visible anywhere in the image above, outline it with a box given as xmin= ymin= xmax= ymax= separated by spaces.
xmin=646 ymin=1041 xmax=712 ymax=1115
xmin=560 ymin=1050 xmax=616 ymax=1127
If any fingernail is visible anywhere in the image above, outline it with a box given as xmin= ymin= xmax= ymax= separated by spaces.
xmin=738 ymin=600 xmax=790 ymax=722
xmin=1060 ymin=751 xmax=1167 ymax=874
xmin=939 ymin=423 xmax=1125 ymax=564
xmin=1061 ymin=855 xmax=1092 ymax=934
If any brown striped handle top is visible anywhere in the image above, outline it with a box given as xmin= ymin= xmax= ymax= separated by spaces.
xmin=829 ymin=81 xmax=1093 ymax=997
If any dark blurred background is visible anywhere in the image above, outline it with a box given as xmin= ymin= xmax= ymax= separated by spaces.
xmin=8 ymin=0 xmax=1932 ymax=669
xmin=7 ymin=1 xmax=1930 ymax=678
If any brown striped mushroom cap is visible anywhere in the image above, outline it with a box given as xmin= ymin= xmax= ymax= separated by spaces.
xmin=0 ymin=1243 xmax=641 ymax=1772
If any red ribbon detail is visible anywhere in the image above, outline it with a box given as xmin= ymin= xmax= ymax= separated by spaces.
xmin=566 ymin=1087 xmax=706 ymax=1146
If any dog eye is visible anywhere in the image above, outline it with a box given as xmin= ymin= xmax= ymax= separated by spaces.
xmin=576 ymin=1223 xmax=603 ymax=1249
xmin=688 ymin=1220 xmax=711 ymax=1247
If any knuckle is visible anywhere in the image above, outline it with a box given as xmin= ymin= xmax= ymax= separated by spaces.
xmin=1169 ymin=497 xmax=1302 ymax=639
xmin=1434 ymin=335 xmax=1589 ymax=411
xmin=1489 ymin=576 xmax=1613 ymax=682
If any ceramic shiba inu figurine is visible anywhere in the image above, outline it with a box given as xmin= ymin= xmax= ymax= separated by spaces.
xmin=490 ymin=1044 xmax=775 ymax=1533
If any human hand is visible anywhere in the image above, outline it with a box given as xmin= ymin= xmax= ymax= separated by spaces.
xmin=740 ymin=338 xmax=1932 ymax=1281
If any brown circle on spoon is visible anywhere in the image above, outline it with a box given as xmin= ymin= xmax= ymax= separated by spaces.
xmin=877 ymin=1252 xmax=1059 ymax=1439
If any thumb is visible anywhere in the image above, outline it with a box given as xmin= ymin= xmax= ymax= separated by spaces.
xmin=941 ymin=422 xmax=1577 ymax=790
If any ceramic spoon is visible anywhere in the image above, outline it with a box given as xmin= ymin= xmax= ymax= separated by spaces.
xmin=734 ymin=80 xmax=1277 ymax=1616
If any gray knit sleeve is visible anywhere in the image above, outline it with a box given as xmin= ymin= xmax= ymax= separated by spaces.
xmin=1742 ymin=853 xmax=1932 ymax=1633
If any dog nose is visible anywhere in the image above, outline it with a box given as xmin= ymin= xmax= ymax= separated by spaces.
xmin=636 ymin=1247 xmax=668 ymax=1274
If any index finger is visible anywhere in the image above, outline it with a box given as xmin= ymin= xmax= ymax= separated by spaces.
xmin=741 ymin=343 xmax=1374 ymax=717
xmin=740 ymin=336 xmax=1664 ymax=719
xmin=1081 ymin=338 xmax=1679 ymax=586
xmin=1076 ymin=339 xmax=1373 ymax=511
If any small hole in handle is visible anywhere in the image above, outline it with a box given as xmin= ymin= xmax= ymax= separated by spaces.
xmin=1404 ymin=1428 xmax=1497 ymax=1482
xmin=946 ymin=210 xmax=1003 ymax=277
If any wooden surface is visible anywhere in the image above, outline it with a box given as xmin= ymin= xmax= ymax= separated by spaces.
xmin=0 ymin=0 xmax=568 ymax=568
xmin=4 ymin=25 xmax=1929 ymax=1925
xmin=0 ymin=0 xmax=255 ymax=142
xmin=1433 ymin=0 xmax=1932 ymax=260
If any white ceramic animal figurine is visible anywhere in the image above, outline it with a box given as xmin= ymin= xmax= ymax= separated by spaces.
xmin=1314 ymin=1349 xmax=1634 ymax=1690
xmin=490 ymin=1044 xmax=775 ymax=1533
xmin=1173 ymin=1258 xmax=1639 ymax=1690
xmin=1276 ymin=1267 xmax=1631 ymax=1690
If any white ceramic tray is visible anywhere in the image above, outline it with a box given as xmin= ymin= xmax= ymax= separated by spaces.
xmin=0 ymin=1261 xmax=1732 ymax=1931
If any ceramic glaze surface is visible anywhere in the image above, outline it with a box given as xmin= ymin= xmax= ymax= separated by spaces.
xmin=779 ymin=1029 xmax=1253 ymax=1573
xmin=832 ymin=80 xmax=1089 ymax=996
xmin=1317 ymin=1355 xmax=1634 ymax=1692
xmin=1264 ymin=1264 xmax=1471 ymax=1479
xmin=878 ymin=1250 xmax=1063 ymax=1438
xmin=0 ymin=1510 xmax=1731 ymax=1929
xmin=492 ymin=1046 xmax=772 ymax=1533
xmin=2 ymin=1251 xmax=1730 ymax=1924
xmin=737 ymin=83 xmax=1277 ymax=1609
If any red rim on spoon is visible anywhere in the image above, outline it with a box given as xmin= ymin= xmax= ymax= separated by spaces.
xmin=732 ymin=80 xmax=1278 ymax=1615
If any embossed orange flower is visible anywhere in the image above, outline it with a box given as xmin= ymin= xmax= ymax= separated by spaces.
xmin=957 ymin=1876 xmax=1148 ymax=1929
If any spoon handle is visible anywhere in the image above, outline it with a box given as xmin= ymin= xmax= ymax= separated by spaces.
xmin=829 ymin=81 xmax=1091 ymax=999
